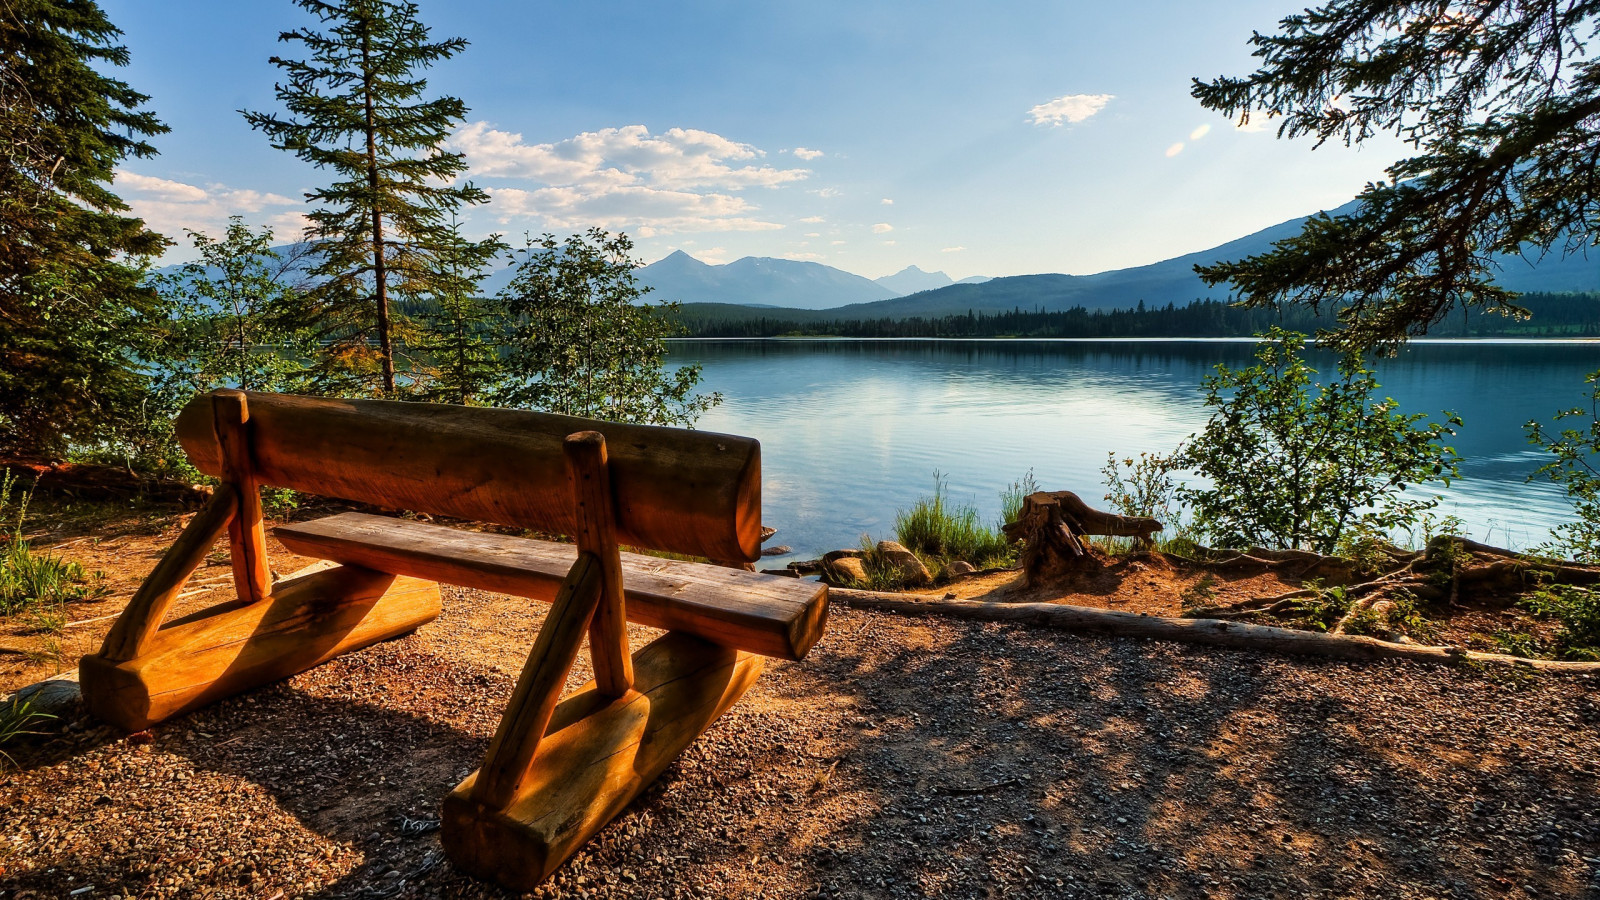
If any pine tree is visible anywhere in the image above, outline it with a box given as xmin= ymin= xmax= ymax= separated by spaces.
xmin=0 ymin=0 xmax=169 ymax=458
xmin=242 ymin=0 xmax=491 ymax=396
xmin=1193 ymin=1 xmax=1600 ymax=350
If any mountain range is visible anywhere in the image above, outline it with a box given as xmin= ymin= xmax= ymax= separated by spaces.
xmin=636 ymin=197 xmax=1596 ymax=315
xmin=157 ymin=197 xmax=1599 ymax=315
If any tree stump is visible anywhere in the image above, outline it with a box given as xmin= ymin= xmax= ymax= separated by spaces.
xmin=1001 ymin=491 xmax=1163 ymax=586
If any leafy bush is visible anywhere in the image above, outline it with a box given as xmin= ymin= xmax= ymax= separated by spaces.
xmin=893 ymin=472 xmax=1011 ymax=567
xmin=1527 ymin=369 xmax=1600 ymax=562
xmin=1102 ymin=449 xmax=1183 ymax=522
xmin=1517 ymin=584 xmax=1600 ymax=661
xmin=1289 ymin=582 xmax=1354 ymax=632
xmin=1176 ymin=329 xmax=1461 ymax=554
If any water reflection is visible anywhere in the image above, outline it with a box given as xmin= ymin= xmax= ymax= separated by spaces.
xmin=669 ymin=339 xmax=1600 ymax=561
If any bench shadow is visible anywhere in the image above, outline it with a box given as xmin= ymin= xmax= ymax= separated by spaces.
xmin=7 ymin=611 xmax=1600 ymax=899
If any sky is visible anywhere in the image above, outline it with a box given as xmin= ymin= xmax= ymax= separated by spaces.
xmin=99 ymin=0 xmax=1413 ymax=279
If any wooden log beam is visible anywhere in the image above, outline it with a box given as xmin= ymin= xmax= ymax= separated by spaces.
xmin=565 ymin=432 xmax=632 ymax=698
xmin=829 ymin=589 xmax=1600 ymax=673
xmin=80 ymin=561 xmax=441 ymax=731
xmin=97 ymin=486 xmax=239 ymax=663
xmin=174 ymin=390 xmax=763 ymax=563
xmin=212 ymin=390 xmax=271 ymax=605
xmin=443 ymin=631 xmax=763 ymax=890
xmin=471 ymin=552 xmax=605 ymax=811
xmin=275 ymin=513 xmax=828 ymax=661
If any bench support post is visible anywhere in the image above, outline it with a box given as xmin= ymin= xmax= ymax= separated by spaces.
xmin=80 ymin=392 xmax=441 ymax=732
xmin=214 ymin=390 xmax=271 ymax=605
xmin=441 ymin=431 xmax=764 ymax=890
xmin=565 ymin=431 xmax=633 ymax=698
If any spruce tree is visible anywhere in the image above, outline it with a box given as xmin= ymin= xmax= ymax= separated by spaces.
xmin=0 ymin=0 xmax=169 ymax=459
xmin=243 ymin=0 xmax=491 ymax=396
xmin=1192 ymin=1 xmax=1600 ymax=350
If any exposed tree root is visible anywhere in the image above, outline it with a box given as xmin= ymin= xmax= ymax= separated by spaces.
xmin=830 ymin=588 xmax=1600 ymax=673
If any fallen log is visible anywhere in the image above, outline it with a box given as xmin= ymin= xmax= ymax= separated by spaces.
xmin=828 ymin=588 xmax=1600 ymax=673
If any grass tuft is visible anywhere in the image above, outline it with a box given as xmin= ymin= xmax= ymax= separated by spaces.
xmin=0 ymin=472 xmax=106 ymax=617
xmin=893 ymin=472 xmax=1012 ymax=568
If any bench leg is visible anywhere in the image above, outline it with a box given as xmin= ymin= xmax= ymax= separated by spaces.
xmin=80 ymin=562 xmax=441 ymax=731
xmin=442 ymin=630 xmax=763 ymax=890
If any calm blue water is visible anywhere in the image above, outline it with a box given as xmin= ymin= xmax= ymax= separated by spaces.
xmin=665 ymin=338 xmax=1600 ymax=564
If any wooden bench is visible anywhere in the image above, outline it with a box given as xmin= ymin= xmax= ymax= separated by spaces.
xmin=79 ymin=389 xmax=828 ymax=890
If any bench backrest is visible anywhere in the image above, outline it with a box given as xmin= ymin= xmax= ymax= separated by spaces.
xmin=174 ymin=391 xmax=763 ymax=563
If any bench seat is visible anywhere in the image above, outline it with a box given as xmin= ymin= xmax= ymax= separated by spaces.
xmin=275 ymin=512 xmax=827 ymax=661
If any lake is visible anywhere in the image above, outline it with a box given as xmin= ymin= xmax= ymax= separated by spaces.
xmin=666 ymin=338 xmax=1600 ymax=566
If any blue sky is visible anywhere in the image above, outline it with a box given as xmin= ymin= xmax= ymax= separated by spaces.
xmin=102 ymin=0 xmax=1409 ymax=278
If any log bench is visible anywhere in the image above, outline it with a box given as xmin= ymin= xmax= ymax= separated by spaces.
xmin=78 ymin=389 xmax=828 ymax=890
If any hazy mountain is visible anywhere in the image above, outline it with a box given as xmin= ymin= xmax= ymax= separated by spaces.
xmin=956 ymin=275 xmax=993 ymax=285
xmin=152 ymin=199 xmax=1596 ymax=316
xmin=814 ymin=199 xmax=1600 ymax=319
xmin=874 ymin=265 xmax=953 ymax=295
xmin=635 ymin=250 xmax=897 ymax=309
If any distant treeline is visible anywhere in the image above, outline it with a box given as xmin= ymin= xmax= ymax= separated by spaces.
xmin=669 ymin=293 xmax=1600 ymax=339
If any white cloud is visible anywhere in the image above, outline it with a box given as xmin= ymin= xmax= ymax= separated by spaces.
xmin=799 ymin=215 xmax=825 ymax=223
xmin=486 ymin=185 xmax=782 ymax=237
xmin=114 ymin=169 xmax=303 ymax=246
xmin=941 ymin=246 xmax=966 ymax=253
xmin=804 ymin=232 xmax=821 ymax=237
xmin=882 ymin=240 xmax=896 ymax=245
xmin=1028 ymin=93 xmax=1113 ymax=126
xmin=811 ymin=187 xmax=840 ymax=198
xmin=871 ymin=223 xmax=894 ymax=234
xmin=452 ymin=122 xmax=806 ymax=190
xmin=880 ymin=198 xmax=893 ymax=205
xmin=792 ymin=147 xmax=824 ymax=160
xmin=784 ymin=251 xmax=824 ymax=260
xmin=830 ymin=240 xmax=845 ymax=245
xmin=449 ymin=122 xmax=814 ymax=236
xmin=1189 ymin=123 xmax=1211 ymax=141
xmin=1165 ymin=142 xmax=1185 ymax=157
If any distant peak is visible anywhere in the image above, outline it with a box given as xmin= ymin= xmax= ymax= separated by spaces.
xmin=650 ymin=249 xmax=714 ymax=267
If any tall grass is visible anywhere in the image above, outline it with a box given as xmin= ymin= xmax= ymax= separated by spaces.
xmin=998 ymin=469 xmax=1038 ymax=530
xmin=893 ymin=472 xmax=1013 ymax=568
xmin=0 ymin=472 xmax=103 ymax=617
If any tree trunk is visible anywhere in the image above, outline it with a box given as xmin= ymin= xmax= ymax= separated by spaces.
xmin=1000 ymin=491 xmax=1162 ymax=586
xmin=361 ymin=28 xmax=394 ymax=396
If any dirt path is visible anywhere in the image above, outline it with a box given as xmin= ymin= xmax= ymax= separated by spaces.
xmin=4 ymin=579 xmax=1599 ymax=899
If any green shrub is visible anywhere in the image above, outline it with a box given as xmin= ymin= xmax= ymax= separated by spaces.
xmin=1176 ymin=328 xmax=1461 ymax=554
xmin=893 ymin=472 xmax=1011 ymax=567
xmin=1527 ymin=369 xmax=1600 ymax=562
xmin=1517 ymin=584 xmax=1600 ymax=660
xmin=1290 ymin=582 xmax=1354 ymax=632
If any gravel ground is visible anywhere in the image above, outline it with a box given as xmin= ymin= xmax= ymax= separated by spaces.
xmin=4 ymin=584 xmax=1600 ymax=899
